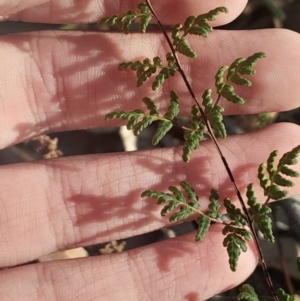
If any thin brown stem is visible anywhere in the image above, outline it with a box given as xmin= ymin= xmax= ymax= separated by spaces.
xmin=264 ymin=196 xmax=271 ymax=205
xmin=214 ymin=93 xmax=222 ymax=107
xmin=145 ymin=1 xmax=279 ymax=300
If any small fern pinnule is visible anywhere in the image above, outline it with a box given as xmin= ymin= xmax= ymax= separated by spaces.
xmin=105 ymin=90 xmax=179 ymax=145
xmin=171 ymin=7 xmax=228 ymax=58
xmin=99 ymin=3 xmax=152 ymax=34
xmin=258 ymin=145 xmax=300 ymax=202
xmin=101 ymin=2 xmax=300 ymax=301
xmin=237 ymin=284 xmax=296 ymax=301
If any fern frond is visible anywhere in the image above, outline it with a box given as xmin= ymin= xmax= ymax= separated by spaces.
xmin=224 ymin=198 xmax=247 ymax=227
xmin=171 ymin=7 xmax=228 ymax=58
xmin=195 ymin=215 xmax=211 ymax=241
xmin=192 ymin=7 xmax=228 ymax=36
xmin=164 ymin=90 xmax=180 ymax=120
xmin=119 ymin=58 xmax=158 ymax=87
xmin=258 ymin=163 xmax=271 ymax=190
xmin=142 ymin=97 xmax=159 ymax=116
xmin=141 ymin=181 xmax=200 ymax=223
xmin=202 ymin=89 xmax=226 ymax=138
xmin=206 ymin=188 xmax=222 ymax=219
xmin=221 ymin=84 xmax=245 ymax=104
xmin=172 ymin=24 xmax=197 ymax=58
xmin=246 ymin=184 xmax=274 ymax=243
xmin=152 ymin=121 xmax=173 ymax=145
xmin=278 ymin=145 xmax=300 ymax=167
xmin=137 ymin=3 xmax=152 ymax=33
xmin=267 ymin=150 xmax=277 ymax=178
xmin=142 ymin=182 xmax=222 ymax=242
xmin=99 ymin=3 xmax=152 ymax=34
xmin=180 ymin=181 xmax=199 ymax=204
xmin=276 ymin=289 xmax=296 ymax=301
xmin=215 ymin=52 xmax=266 ymax=104
xmin=182 ymin=105 xmax=205 ymax=162
xmin=222 ymin=225 xmax=252 ymax=271
xmin=237 ymin=284 xmax=260 ymax=301
xmin=222 ymin=197 xmax=252 ymax=271
xmin=119 ymin=53 xmax=177 ymax=90
xmin=106 ymin=91 xmax=181 ymax=142
xmin=195 ymin=188 xmax=222 ymax=241
xmin=152 ymin=90 xmax=180 ymax=145
xmin=105 ymin=110 xmax=153 ymax=135
xmin=258 ymin=146 xmax=300 ymax=200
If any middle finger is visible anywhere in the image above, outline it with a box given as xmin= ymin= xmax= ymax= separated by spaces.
xmin=0 ymin=29 xmax=300 ymax=148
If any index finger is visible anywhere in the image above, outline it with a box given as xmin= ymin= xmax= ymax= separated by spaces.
xmin=3 ymin=0 xmax=247 ymax=25
xmin=0 ymin=28 xmax=300 ymax=148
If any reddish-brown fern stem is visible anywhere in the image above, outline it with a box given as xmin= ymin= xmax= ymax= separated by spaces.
xmin=145 ymin=1 xmax=278 ymax=300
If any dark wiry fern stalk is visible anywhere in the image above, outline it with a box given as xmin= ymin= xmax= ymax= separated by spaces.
xmin=143 ymin=1 xmax=278 ymax=300
xmin=101 ymin=2 xmax=300 ymax=301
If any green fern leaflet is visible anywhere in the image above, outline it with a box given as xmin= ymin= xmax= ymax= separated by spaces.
xmin=99 ymin=3 xmax=152 ymax=34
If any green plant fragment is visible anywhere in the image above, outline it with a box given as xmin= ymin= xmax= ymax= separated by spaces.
xmin=215 ymin=66 xmax=228 ymax=93
xmin=176 ymin=36 xmax=197 ymax=58
xmin=133 ymin=116 xmax=153 ymax=135
xmin=230 ymin=74 xmax=251 ymax=86
xmin=221 ymin=84 xmax=245 ymax=104
xmin=276 ymin=289 xmax=295 ymax=301
xmin=160 ymin=200 xmax=179 ymax=216
xmin=273 ymin=174 xmax=294 ymax=187
xmin=182 ymin=131 xmax=204 ymax=162
xmin=257 ymin=146 xmax=300 ymax=200
xmin=119 ymin=54 xmax=177 ymax=90
xmin=180 ymin=181 xmax=199 ymax=205
xmin=206 ymin=188 xmax=222 ymax=219
xmin=222 ymin=224 xmax=251 ymax=271
xmin=137 ymin=3 xmax=152 ymax=33
xmin=266 ymin=184 xmax=288 ymax=200
xmin=278 ymin=145 xmax=300 ymax=166
xmin=246 ymin=184 xmax=274 ymax=243
xmin=216 ymin=52 xmax=266 ymax=105
xmin=182 ymin=105 xmax=205 ymax=162
xmin=142 ymin=97 xmax=159 ymax=116
xmin=258 ymin=163 xmax=270 ymax=190
xmin=106 ymin=110 xmax=152 ymax=133
xmin=172 ymin=7 xmax=228 ymax=59
xmin=151 ymin=90 xmax=180 ymax=145
xmin=99 ymin=3 xmax=152 ymax=34
xmin=142 ymin=182 xmax=201 ymax=223
xmin=99 ymin=10 xmax=137 ymax=34
xmin=237 ymin=284 xmax=260 ymax=301
xmin=141 ymin=190 xmax=174 ymax=204
xmin=241 ymin=52 xmax=267 ymax=74
xmin=165 ymin=91 xmax=180 ymax=120
xmin=224 ymin=198 xmax=247 ymax=227
xmin=202 ymin=89 xmax=226 ymax=138
xmin=195 ymin=215 xmax=210 ymax=241
xmin=280 ymin=165 xmax=299 ymax=177
xmin=267 ymin=150 xmax=277 ymax=178
xmin=170 ymin=208 xmax=194 ymax=222
xmin=152 ymin=121 xmax=173 ymax=145
xmin=223 ymin=233 xmax=242 ymax=271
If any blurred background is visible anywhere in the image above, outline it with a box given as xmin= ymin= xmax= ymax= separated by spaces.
xmin=0 ymin=0 xmax=299 ymax=299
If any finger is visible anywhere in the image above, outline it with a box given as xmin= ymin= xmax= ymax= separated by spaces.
xmin=0 ymin=123 xmax=299 ymax=267
xmin=0 ymin=228 xmax=257 ymax=301
xmin=0 ymin=0 xmax=46 ymax=20
xmin=0 ymin=29 xmax=300 ymax=148
xmin=5 ymin=0 xmax=247 ymax=25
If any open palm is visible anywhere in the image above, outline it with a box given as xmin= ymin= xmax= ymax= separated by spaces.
xmin=0 ymin=1 xmax=300 ymax=300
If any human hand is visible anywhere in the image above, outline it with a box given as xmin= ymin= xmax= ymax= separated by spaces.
xmin=0 ymin=1 xmax=300 ymax=300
